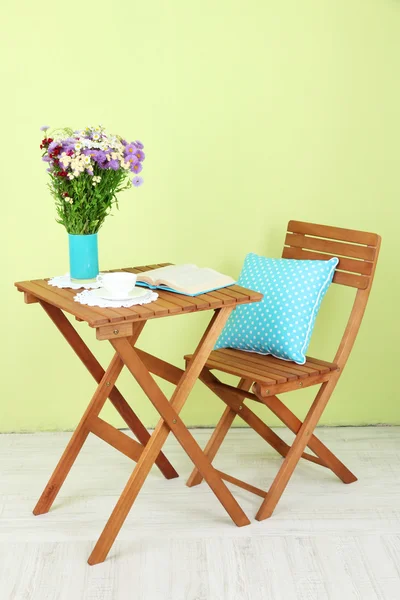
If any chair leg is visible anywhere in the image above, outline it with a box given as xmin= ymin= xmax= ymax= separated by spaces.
xmin=186 ymin=378 xmax=252 ymax=487
xmin=200 ymin=368 xmax=291 ymax=459
xmin=256 ymin=379 xmax=338 ymax=521
xmin=259 ymin=392 xmax=357 ymax=484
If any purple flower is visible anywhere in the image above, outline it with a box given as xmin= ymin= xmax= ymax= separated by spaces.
xmin=46 ymin=168 xmax=53 ymax=173
xmin=62 ymin=137 xmax=76 ymax=146
xmin=134 ymin=140 xmax=144 ymax=149
xmin=86 ymin=168 xmax=94 ymax=176
xmin=124 ymin=143 xmax=136 ymax=156
xmin=61 ymin=145 xmax=74 ymax=155
xmin=134 ymin=149 xmax=145 ymax=161
xmin=125 ymin=154 xmax=138 ymax=168
xmin=131 ymin=161 xmax=143 ymax=174
xmin=120 ymin=139 xmax=127 ymax=146
xmin=42 ymin=155 xmax=51 ymax=162
xmin=83 ymin=149 xmax=98 ymax=161
xmin=108 ymin=159 xmax=120 ymax=170
xmin=94 ymin=150 xmax=107 ymax=164
xmin=40 ymin=125 xmax=50 ymax=131
xmin=132 ymin=176 xmax=144 ymax=187
xmin=61 ymin=140 xmax=75 ymax=153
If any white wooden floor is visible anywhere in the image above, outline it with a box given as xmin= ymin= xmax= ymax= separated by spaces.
xmin=0 ymin=427 xmax=399 ymax=600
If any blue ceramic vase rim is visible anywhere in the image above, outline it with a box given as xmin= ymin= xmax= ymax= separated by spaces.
xmin=68 ymin=233 xmax=98 ymax=237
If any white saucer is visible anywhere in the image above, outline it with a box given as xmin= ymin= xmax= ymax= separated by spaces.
xmin=92 ymin=287 xmax=151 ymax=302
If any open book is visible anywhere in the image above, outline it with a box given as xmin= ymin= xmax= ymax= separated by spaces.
xmin=136 ymin=264 xmax=236 ymax=296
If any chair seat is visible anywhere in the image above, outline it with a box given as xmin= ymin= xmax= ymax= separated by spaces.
xmin=185 ymin=347 xmax=338 ymax=387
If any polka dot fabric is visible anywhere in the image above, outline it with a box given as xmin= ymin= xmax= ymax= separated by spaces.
xmin=215 ymin=254 xmax=338 ymax=365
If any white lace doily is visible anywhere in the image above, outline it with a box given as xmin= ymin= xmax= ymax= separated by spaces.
xmin=48 ymin=273 xmax=104 ymax=290
xmin=74 ymin=289 xmax=159 ymax=308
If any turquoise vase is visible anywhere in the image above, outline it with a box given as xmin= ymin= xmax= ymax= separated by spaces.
xmin=68 ymin=233 xmax=99 ymax=280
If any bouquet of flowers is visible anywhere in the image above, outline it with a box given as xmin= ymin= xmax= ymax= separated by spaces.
xmin=40 ymin=125 xmax=144 ymax=235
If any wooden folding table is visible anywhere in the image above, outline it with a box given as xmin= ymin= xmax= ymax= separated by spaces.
xmin=15 ymin=264 xmax=262 ymax=564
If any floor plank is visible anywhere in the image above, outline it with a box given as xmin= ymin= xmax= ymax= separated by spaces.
xmin=0 ymin=427 xmax=399 ymax=599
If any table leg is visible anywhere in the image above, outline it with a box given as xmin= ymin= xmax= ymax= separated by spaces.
xmin=33 ymin=322 xmax=145 ymax=515
xmin=88 ymin=308 xmax=250 ymax=565
xmin=33 ymin=351 xmax=125 ymax=515
xmin=39 ymin=301 xmax=178 ymax=480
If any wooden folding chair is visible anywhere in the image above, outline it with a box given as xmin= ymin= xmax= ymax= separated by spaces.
xmin=185 ymin=220 xmax=381 ymax=520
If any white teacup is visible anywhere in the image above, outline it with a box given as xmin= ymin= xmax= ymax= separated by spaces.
xmin=101 ymin=272 xmax=137 ymax=298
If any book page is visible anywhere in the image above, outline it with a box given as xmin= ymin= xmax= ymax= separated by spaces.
xmin=138 ymin=264 xmax=198 ymax=285
xmin=137 ymin=264 xmax=235 ymax=295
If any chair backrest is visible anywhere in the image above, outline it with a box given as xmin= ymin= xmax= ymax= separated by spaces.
xmin=283 ymin=220 xmax=380 ymax=290
xmin=282 ymin=220 xmax=381 ymax=367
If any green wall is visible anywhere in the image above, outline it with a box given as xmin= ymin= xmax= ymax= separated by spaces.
xmin=1 ymin=0 xmax=399 ymax=432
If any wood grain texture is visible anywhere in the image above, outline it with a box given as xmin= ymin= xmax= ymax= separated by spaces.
xmin=284 ymin=221 xmax=381 ymax=290
xmin=16 ymin=280 xmax=108 ymax=326
xmin=331 ymin=270 xmax=369 ymax=289
xmin=15 ymin=263 xmax=263 ymax=328
xmin=23 ymin=291 xmax=39 ymax=304
xmin=199 ymin=368 xmax=326 ymax=466
xmin=33 ymin=351 xmax=126 ymax=516
xmin=185 ymin=349 xmax=337 ymax=381
xmin=284 ymin=231 xmax=376 ymax=261
xmin=185 ymin=348 xmax=337 ymax=395
xmin=89 ymin=417 xmax=143 ymax=462
xmin=96 ymin=321 xmax=134 ymax=340
xmin=88 ymin=308 xmax=249 ymax=566
xmin=187 ymin=221 xmax=381 ymax=521
xmin=260 ymin=394 xmax=357 ymax=483
xmin=0 ymin=427 xmax=399 ymax=600
xmin=256 ymin=379 xmax=340 ymax=520
xmin=186 ymin=378 xmax=253 ymax=488
xmin=287 ymin=219 xmax=379 ymax=246
xmin=16 ymin=264 xmax=264 ymax=567
xmin=38 ymin=302 xmax=178 ymax=480
xmin=200 ymin=368 xmax=291 ymax=458
xmin=282 ymin=245 xmax=374 ymax=276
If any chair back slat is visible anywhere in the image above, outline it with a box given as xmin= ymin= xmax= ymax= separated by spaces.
xmin=331 ymin=271 xmax=369 ymax=290
xmin=283 ymin=221 xmax=380 ymax=290
xmin=286 ymin=220 xmax=379 ymax=246
xmin=282 ymin=247 xmax=373 ymax=276
xmin=284 ymin=232 xmax=376 ymax=261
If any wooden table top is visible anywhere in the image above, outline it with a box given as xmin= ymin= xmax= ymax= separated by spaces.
xmin=15 ymin=263 xmax=263 ymax=329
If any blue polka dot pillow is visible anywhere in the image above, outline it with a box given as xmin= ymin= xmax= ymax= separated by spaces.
xmin=215 ymin=254 xmax=338 ymax=365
